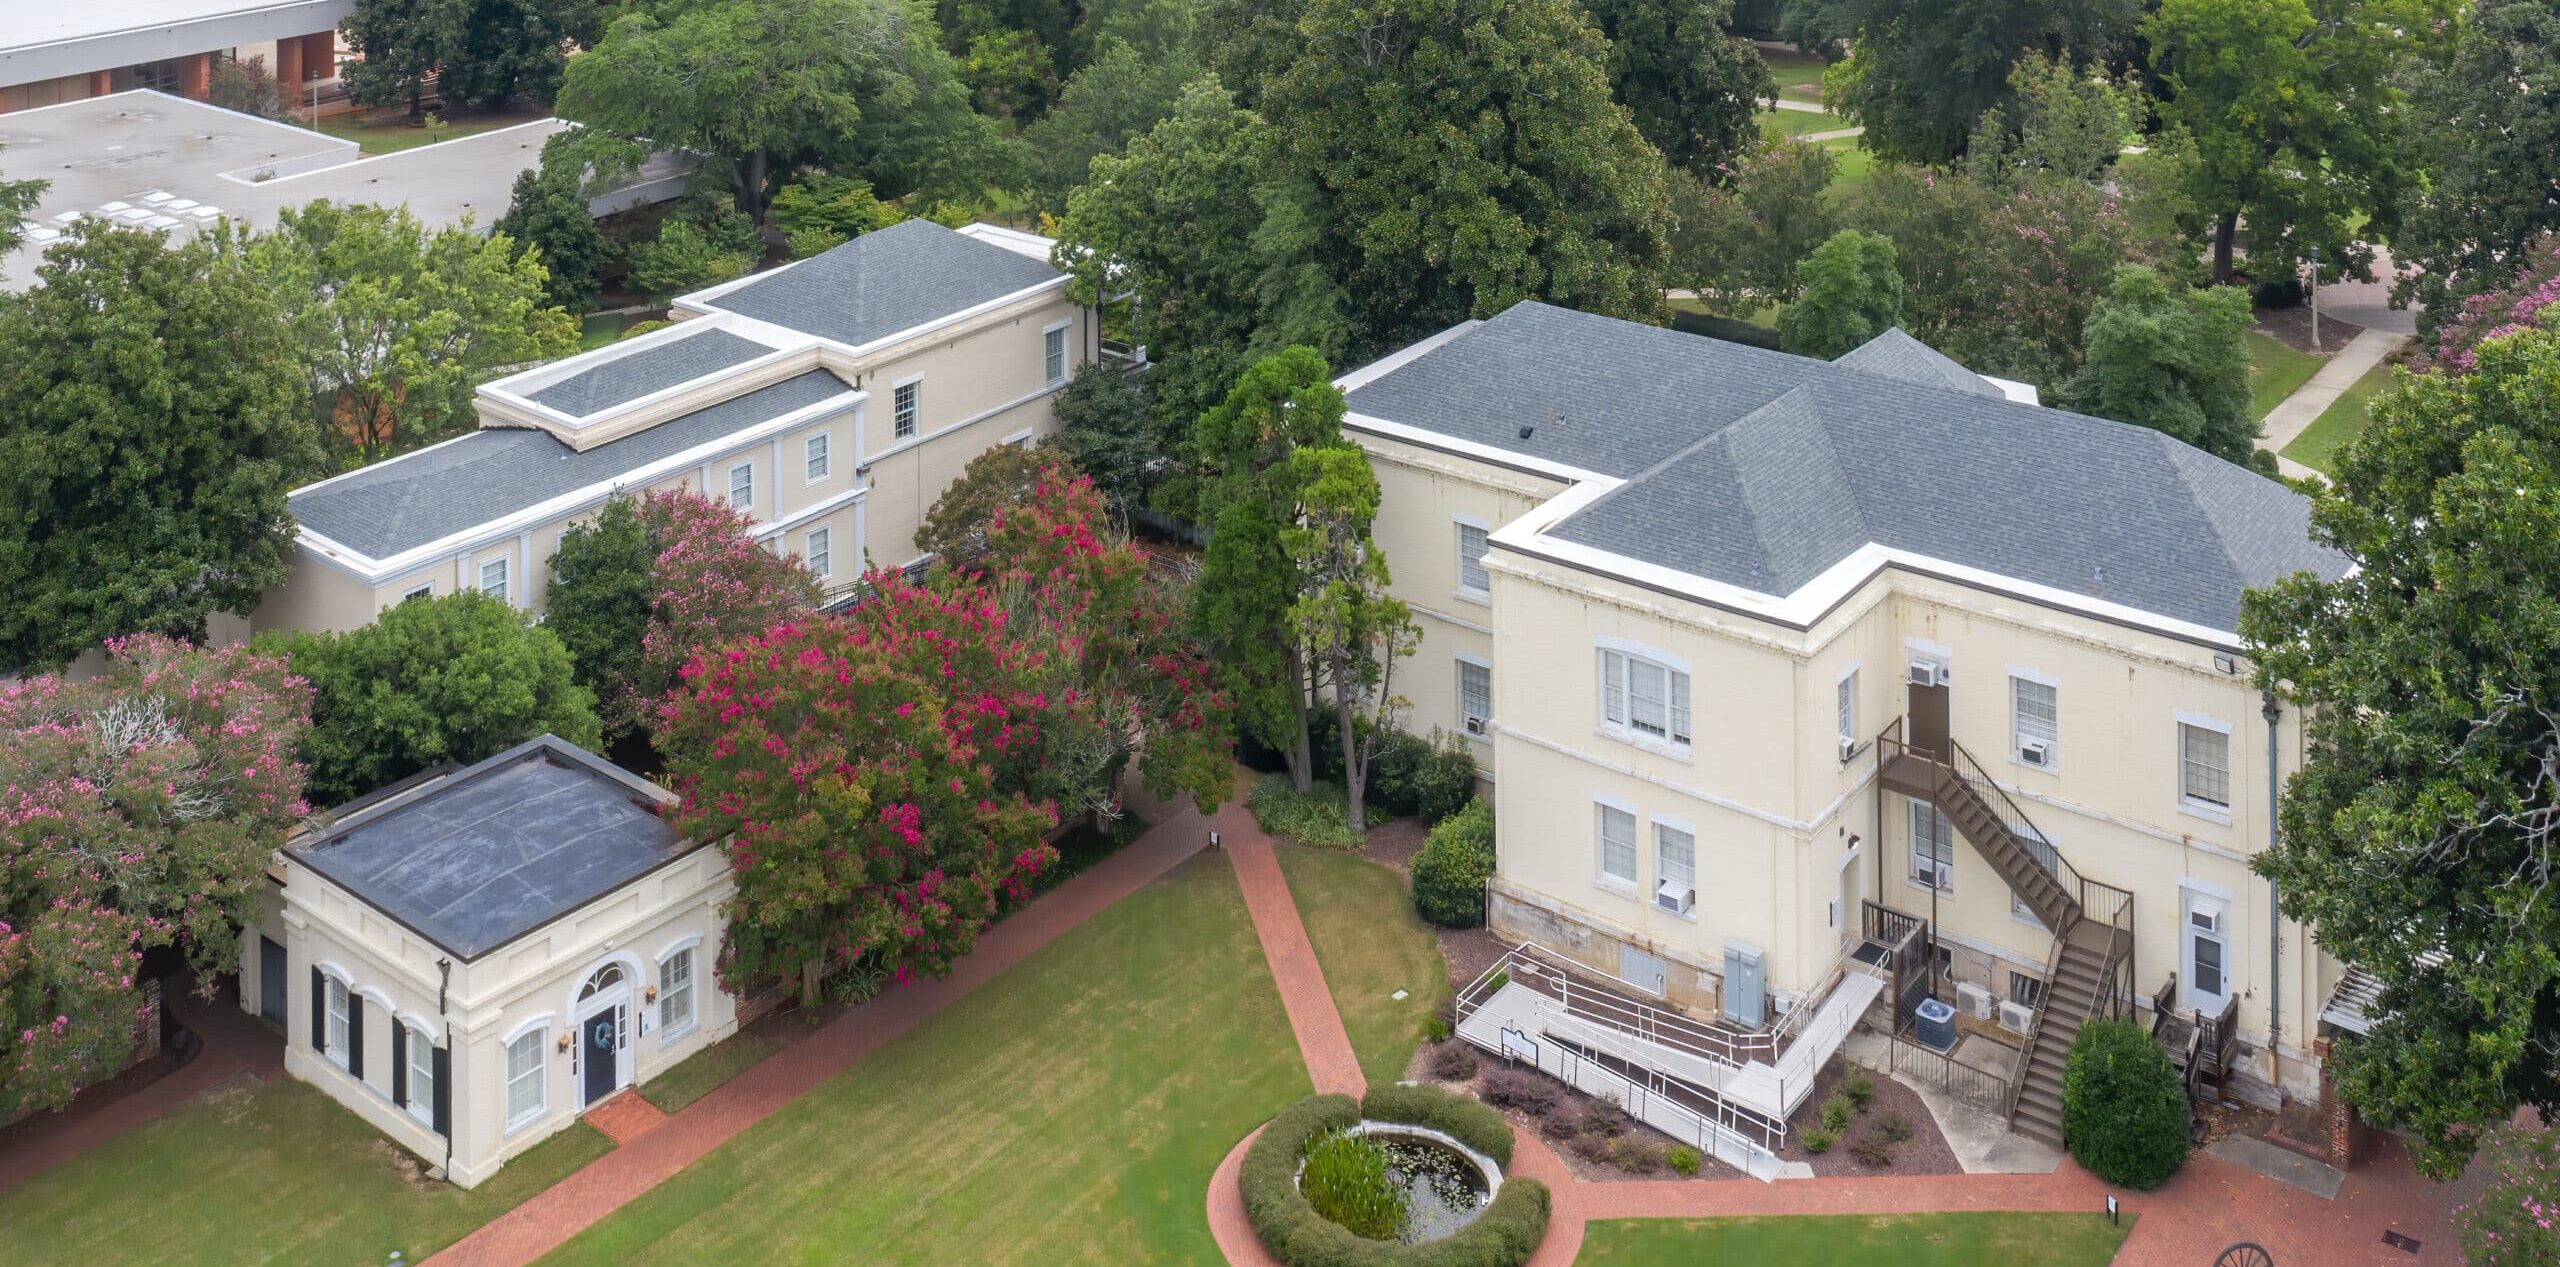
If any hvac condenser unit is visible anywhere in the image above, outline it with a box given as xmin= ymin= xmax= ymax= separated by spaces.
xmin=1955 ymin=982 xmax=1994 ymax=1020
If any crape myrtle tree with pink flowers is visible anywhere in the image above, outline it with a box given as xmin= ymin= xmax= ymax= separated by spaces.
xmin=2418 ymin=233 xmax=2560 ymax=376
xmin=0 ymin=636 xmax=311 ymax=1119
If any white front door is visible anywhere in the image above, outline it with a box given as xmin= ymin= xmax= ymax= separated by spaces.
xmin=2182 ymin=894 xmax=2230 ymax=1015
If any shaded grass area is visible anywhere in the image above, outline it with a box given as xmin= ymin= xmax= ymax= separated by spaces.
xmin=1819 ymin=135 xmax=1874 ymax=195
xmin=1762 ymin=48 xmax=1829 ymax=102
xmin=540 ymin=854 xmax=1308 ymax=1265
xmin=1274 ymin=844 xmax=1447 ymax=1087
xmin=314 ymin=107 xmax=541 ymax=156
xmin=1760 ymin=108 xmax=1849 ymax=140
xmin=1575 ymin=1212 xmax=2132 ymax=1266
xmin=578 ymin=312 xmax=627 ymax=349
xmin=2281 ymin=362 xmax=2391 ymax=476
xmin=640 ymin=1032 xmax=787 ymax=1114
xmin=0 ymin=1077 xmax=611 ymax=1265
xmin=2247 ymin=331 xmax=2328 ymax=421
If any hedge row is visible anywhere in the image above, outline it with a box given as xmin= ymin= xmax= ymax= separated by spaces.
xmin=1240 ymin=1088 xmax=1551 ymax=1267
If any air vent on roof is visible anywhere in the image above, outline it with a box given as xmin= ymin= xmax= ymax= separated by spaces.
xmin=1518 ymin=423 xmax=1534 ymax=439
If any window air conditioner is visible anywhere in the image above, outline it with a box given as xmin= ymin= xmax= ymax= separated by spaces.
xmin=1997 ymin=1000 xmax=2037 ymax=1034
xmin=1656 ymin=880 xmax=1695 ymax=915
xmin=1464 ymin=715 xmax=1489 ymax=738
xmin=1908 ymin=659 xmax=1947 ymax=688
xmin=2017 ymin=737 xmax=2051 ymax=767
xmin=1838 ymin=735 xmax=1857 ymax=763
xmin=1955 ymin=981 xmax=1994 ymax=1019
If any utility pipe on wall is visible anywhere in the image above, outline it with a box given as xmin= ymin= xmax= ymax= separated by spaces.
xmin=2262 ymin=690 xmax=2282 ymax=1054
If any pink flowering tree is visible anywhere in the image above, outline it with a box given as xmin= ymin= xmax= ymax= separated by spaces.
xmin=656 ymin=619 xmax=1061 ymax=1006
xmin=0 ymin=636 xmax=310 ymax=1118
xmin=2423 ymin=233 xmax=2560 ymax=375
xmin=2460 ymin=1123 xmax=2560 ymax=1266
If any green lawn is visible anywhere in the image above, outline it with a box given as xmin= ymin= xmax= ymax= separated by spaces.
xmin=1576 ymin=1212 xmax=2133 ymax=1266
xmin=539 ymin=854 xmax=1308 ymax=1265
xmin=1761 ymin=108 xmax=1850 ymax=140
xmin=2281 ymin=362 xmax=2392 ymax=476
xmin=0 ymin=1077 xmax=612 ymax=1265
xmin=1819 ymin=135 xmax=1875 ymax=195
xmin=1763 ymin=47 xmax=1829 ymax=103
xmin=1273 ymin=844 xmax=1446 ymax=1087
xmin=579 ymin=312 xmax=628 ymax=350
xmin=641 ymin=1031 xmax=787 ymax=1113
xmin=2247 ymin=331 xmax=2328 ymax=421
xmin=315 ymin=108 xmax=541 ymax=156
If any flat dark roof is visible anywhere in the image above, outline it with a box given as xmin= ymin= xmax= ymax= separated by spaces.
xmin=288 ymin=736 xmax=698 ymax=961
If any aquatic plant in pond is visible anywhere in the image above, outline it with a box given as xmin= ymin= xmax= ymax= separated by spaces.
xmin=1370 ymin=1130 xmax=1493 ymax=1242
xmin=1301 ymin=1130 xmax=1406 ymax=1239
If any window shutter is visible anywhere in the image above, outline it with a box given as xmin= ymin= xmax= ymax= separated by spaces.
xmin=347 ymin=995 xmax=365 ymax=1081
xmin=390 ymin=1019 xmax=408 ymax=1106
xmin=309 ymin=967 xmax=325 ymax=1052
xmin=431 ymin=1044 xmax=452 ymax=1136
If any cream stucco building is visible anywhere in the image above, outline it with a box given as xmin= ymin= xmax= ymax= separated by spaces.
xmin=250 ymin=219 xmax=1099 ymax=637
xmin=1349 ymin=304 xmax=2352 ymax=1152
xmin=239 ymin=735 xmax=736 ymax=1187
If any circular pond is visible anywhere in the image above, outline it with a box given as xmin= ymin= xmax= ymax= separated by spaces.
xmin=1303 ymin=1121 xmax=1502 ymax=1244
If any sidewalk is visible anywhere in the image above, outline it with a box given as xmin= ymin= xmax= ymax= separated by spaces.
xmin=2258 ymin=326 xmax=2404 ymax=481
xmin=426 ymin=795 xmax=1217 ymax=1267
xmin=0 ymin=982 xmax=284 ymax=1194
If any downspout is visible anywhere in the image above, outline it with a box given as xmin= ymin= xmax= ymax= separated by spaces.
xmin=2261 ymin=690 xmax=2281 ymax=1057
xmin=439 ymin=958 xmax=455 ymax=1177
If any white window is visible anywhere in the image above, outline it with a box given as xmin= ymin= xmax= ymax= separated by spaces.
xmin=659 ymin=946 xmax=696 ymax=1038
xmin=1456 ymin=522 xmax=1491 ymax=597
xmin=1596 ymin=804 xmax=1638 ymax=889
xmin=406 ymin=1025 xmax=436 ymax=1127
xmin=505 ymin=1027 xmax=546 ymax=1129
xmin=2009 ymin=972 xmax=2044 ymax=1009
xmin=727 ymin=461 xmax=754 ymax=512
xmin=1654 ymin=823 xmax=1696 ymax=914
xmin=2185 ymin=894 xmax=2229 ymax=1009
xmin=1043 ymin=323 xmax=1068 ymax=385
xmin=2180 ymin=721 xmax=2232 ymax=810
xmin=805 ymin=526 xmax=831 ymax=580
xmin=804 ymin=432 xmax=830 ymax=483
xmin=1909 ymin=801 xmax=1954 ymax=891
xmin=401 ymin=584 xmax=432 ymax=603
xmin=1599 ymin=649 xmax=1691 ymax=746
xmin=894 ymin=380 xmax=920 ymax=438
xmin=1836 ymin=669 xmax=1857 ymax=756
xmin=324 ymin=976 xmax=352 ymax=1068
xmin=478 ymin=557 xmax=508 ymax=604
xmin=1457 ymin=659 xmax=1491 ymax=737
xmin=2011 ymin=675 xmax=2058 ymax=767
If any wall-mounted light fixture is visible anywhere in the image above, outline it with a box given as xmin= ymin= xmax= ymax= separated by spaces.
xmin=556 ymin=1032 xmax=574 ymax=1053
xmin=645 ymin=985 xmax=659 ymax=1002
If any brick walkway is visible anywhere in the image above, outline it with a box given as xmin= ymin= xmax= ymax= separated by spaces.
xmin=0 ymin=983 xmax=285 ymax=1194
xmin=1202 ymin=809 xmax=2476 ymax=1267
xmin=425 ymin=800 xmax=1217 ymax=1267
xmin=579 ymin=1091 xmax=668 ymax=1146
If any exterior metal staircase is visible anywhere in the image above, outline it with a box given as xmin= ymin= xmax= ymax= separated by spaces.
xmin=1877 ymin=724 xmax=2134 ymax=1149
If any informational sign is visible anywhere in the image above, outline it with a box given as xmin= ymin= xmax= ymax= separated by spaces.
xmin=1499 ymin=1026 xmax=1539 ymax=1064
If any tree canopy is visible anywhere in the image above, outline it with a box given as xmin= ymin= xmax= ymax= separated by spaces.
xmin=2390 ymin=0 xmax=2560 ymax=331
xmin=494 ymin=165 xmax=612 ymax=308
xmin=1582 ymin=0 xmax=1772 ymax=176
xmin=341 ymin=0 xmax=608 ymax=112
xmin=1666 ymin=137 xmax=1840 ymax=311
xmin=1812 ymin=0 xmax=2143 ymax=164
xmin=1779 ymin=229 xmax=1903 ymax=358
xmin=258 ymin=590 xmax=601 ymax=805
xmin=2239 ymin=324 xmax=2560 ymax=1178
xmin=0 ymin=224 xmax=317 ymax=671
xmin=2063 ymin=266 xmax=2259 ymax=467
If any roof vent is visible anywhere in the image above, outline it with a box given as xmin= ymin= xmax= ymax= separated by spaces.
xmin=1518 ymin=423 xmax=1535 ymax=440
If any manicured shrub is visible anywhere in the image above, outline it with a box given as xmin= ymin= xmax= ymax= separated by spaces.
xmin=1302 ymin=1130 xmax=1407 ymax=1239
xmin=1248 ymin=773 xmax=1368 ymax=849
xmin=1576 ymin=1099 xmax=1634 ymax=1140
xmin=1608 ymin=1135 xmax=1666 ymax=1173
xmin=1424 ymin=1014 xmax=1455 ymax=1043
xmin=1880 ymin=1114 xmax=1915 ymax=1144
xmin=1410 ymin=798 xmax=1495 ymax=927
xmin=1242 ymin=1091 xmax=1552 ymax=1267
xmin=1843 ymin=1071 xmax=1876 ymax=1108
xmin=2061 ymin=1017 xmax=2191 ymax=1190
xmin=1569 ymin=1130 xmax=1615 ymax=1163
xmin=1819 ymin=1093 xmax=1853 ymax=1133
xmin=1363 ymin=1083 xmax=1515 ymax=1166
xmin=1405 ymin=730 xmax=1481 ymax=824
xmin=2460 ymin=1122 xmax=2560 ymax=1267
xmin=1849 ymin=1134 xmax=1894 ymax=1167
xmin=1666 ymin=1145 xmax=1703 ymax=1176
xmin=1477 ymin=1067 xmax=1561 ymax=1117
xmin=1801 ymin=1126 xmax=1838 ymax=1154
xmin=1427 ymin=1041 xmax=1478 ymax=1082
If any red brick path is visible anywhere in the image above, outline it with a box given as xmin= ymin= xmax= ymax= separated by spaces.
xmin=1203 ymin=809 xmax=2476 ymax=1267
xmin=0 ymin=984 xmax=285 ymax=1194
xmin=425 ymin=802 xmax=1217 ymax=1267
xmin=579 ymin=1091 xmax=668 ymax=1146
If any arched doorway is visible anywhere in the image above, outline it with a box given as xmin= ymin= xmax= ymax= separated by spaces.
xmin=574 ymin=961 xmax=634 ymax=1107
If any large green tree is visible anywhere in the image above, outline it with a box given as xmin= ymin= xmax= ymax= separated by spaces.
xmin=1283 ymin=442 xmax=1417 ymax=824
xmin=0 ymin=225 xmax=317 ymax=671
xmin=1811 ymin=0 xmax=2142 ymax=164
xmin=1964 ymin=50 xmax=2144 ymax=192
xmin=1263 ymin=0 xmax=1674 ymax=355
xmin=2145 ymin=0 xmax=2454 ymax=285
xmin=2063 ymin=267 xmax=2258 ymax=467
xmin=1778 ymin=228 xmax=1903 ymax=358
xmin=0 ymin=148 xmax=43 ymax=255
xmin=2239 ymin=324 xmax=2560 ymax=1179
xmin=250 ymin=200 xmax=578 ymax=465
xmin=557 ymin=0 xmax=1000 ymax=225
xmin=257 ymin=590 xmax=601 ymax=805
xmin=1665 ymin=135 xmax=1839 ymax=311
xmin=493 ymin=165 xmax=611 ymax=308
xmin=1048 ymin=361 xmax=1169 ymax=523
xmin=341 ymin=0 xmax=607 ymax=113
xmin=1022 ymin=36 xmax=1203 ymax=214
xmin=2390 ymin=0 xmax=2560 ymax=332
xmin=1582 ymin=0 xmax=1772 ymax=176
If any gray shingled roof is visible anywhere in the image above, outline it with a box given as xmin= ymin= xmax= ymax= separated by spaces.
xmin=1346 ymin=303 xmax=2346 ymax=632
xmin=699 ymin=219 xmax=1063 ymax=346
xmin=527 ymin=327 xmax=773 ymax=417
xmin=294 ymin=369 xmax=855 ymax=560
xmin=289 ymin=737 xmax=694 ymax=961
xmin=1833 ymin=327 xmax=2004 ymax=398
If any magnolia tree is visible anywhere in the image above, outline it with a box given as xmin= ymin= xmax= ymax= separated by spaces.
xmin=0 ymin=637 xmax=311 ymax=1118
xmin=657 ymin=616 xmax=1064 ymax=1005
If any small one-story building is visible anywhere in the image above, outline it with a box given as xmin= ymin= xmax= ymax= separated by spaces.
xmin=239 ymin=735 xmax=737 ymax=1187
